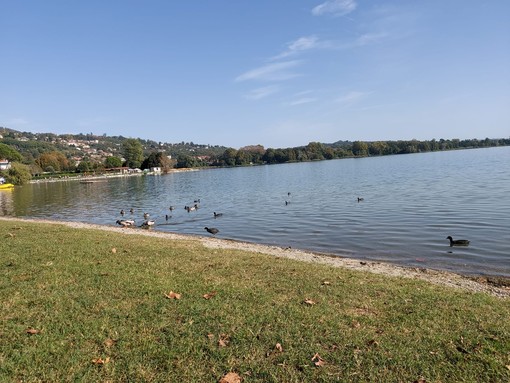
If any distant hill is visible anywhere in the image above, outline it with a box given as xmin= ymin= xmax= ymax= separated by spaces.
xmin=0 ymin=127 xmax=229 ymax=162
xmin=2 ymin=126 xmax=509 ymax=172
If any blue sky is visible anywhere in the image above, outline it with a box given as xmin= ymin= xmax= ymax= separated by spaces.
xmin=1 ymin=1 xmax=509 ymax=149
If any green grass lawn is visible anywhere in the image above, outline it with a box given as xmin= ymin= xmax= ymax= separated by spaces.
xmin=1 ymin=220 xmax=509 ymax=382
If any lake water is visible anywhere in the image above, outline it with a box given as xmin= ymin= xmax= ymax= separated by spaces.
xmin=1 ymin=146 xmax=509 ymax=278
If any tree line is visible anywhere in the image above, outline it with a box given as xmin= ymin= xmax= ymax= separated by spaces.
xmin=1 ymin=130 xmax=509 ymax=185
xmin=199 ymin=137 xmax=510 ymax=167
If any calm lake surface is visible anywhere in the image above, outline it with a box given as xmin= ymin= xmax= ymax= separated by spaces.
xmin=2 ymin=146 xmax=509 ymax=277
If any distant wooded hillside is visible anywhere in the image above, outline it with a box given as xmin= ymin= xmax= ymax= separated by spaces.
xmin=1 ymin=126 xmax=509 ymax=184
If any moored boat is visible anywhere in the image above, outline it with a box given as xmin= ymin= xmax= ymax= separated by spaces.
xmin=0 ymin=183 xmax=14 ymax=190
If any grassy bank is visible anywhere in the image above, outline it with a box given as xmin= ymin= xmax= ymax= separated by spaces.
xmin=1 ymin=220 xmax=509 ymax=382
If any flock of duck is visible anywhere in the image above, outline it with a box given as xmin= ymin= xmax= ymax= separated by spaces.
xmin=115 ymin=195 xmax=470 ymax=247
xmin=116 ymin=199 xmax=222 ymax=236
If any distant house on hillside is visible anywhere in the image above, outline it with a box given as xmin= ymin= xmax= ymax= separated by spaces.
xmin=0 ymin=159 xmax=11 ymax=170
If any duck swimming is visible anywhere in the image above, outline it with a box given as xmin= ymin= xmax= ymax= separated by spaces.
xmin=213 ymin=212 xmax=223 ymax=218
xmin=446 ymin=236 xmax=470 ymax=247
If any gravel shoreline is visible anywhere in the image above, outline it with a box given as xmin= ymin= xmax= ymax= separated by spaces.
xmin=2 ymin=216 xmax=509 ymax=298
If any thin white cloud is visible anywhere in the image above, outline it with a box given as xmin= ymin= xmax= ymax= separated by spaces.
xmin=355 ymin=32 xmax=388 ymax=46
xmin=294 ymin=90 xmax=315 ymax=97
xmin=272 ymin=36 xmax=320 ymax=60
xmin=285 ymin=90 xmax=317 ymax=106
xmin=235 ymin=60 xmax=302 ymax=82
xmin=327 ymin=32 xmax=389 ymax=51
xmin=244 ymin=85 xmax=280 ymax=100
xmin=286 ymin=97 xmax=317 ymax=106
xmin=312 ymin=0 xmax=357 ymax=16
xmin=288 ymin=36 xmax=319 ymax=52
xmin=336 ymin=91 xmax=373 ymax=104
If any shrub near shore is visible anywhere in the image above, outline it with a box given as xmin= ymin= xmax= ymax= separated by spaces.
xmin=1 ymin=220 xmax=509 ymax=382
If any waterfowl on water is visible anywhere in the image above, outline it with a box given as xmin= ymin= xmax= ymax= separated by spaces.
xmin=120 ymin=209 xmax=125 ymax=215
xmin=357 ymin=197 xmax=364 ymax=202
xmin=446 ymin=236 xmax=470 ymax=247
xmin=116 ymin=219 xmax=135 ymax=227
xmin=169 ymin=206 xmax=175 ymax=211
xmin=130 ymin=208 xmax=134 ymax=214
xmin=204 ymin=227 xmax=219 ymax=235
xmin=143 ymin=212 xmax=150 ymax=219
xmin=213 ymin=212 xmax=223 ymax=218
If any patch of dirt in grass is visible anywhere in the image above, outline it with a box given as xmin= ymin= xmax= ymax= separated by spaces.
xmin=2 ymin=217 xmax=509 ymax=298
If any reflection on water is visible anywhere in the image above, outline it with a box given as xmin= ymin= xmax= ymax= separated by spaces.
xmin=4 ymin=147 xmax=510 ymax=277
xmin=0 ymin=189 xmax=14 ymax=215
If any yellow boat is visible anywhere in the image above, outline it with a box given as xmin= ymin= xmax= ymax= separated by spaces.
xmin=0 ymin=183 xmax=14 ymax=190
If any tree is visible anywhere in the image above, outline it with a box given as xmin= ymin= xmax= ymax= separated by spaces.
xmin=306 ymin=142 xmax=325 ymax=160
xmin=122 ymin=139 xmax=144 ymax=168
xmin=141 ymin=152 xmax=174 ymax=172
xmin=35 ymin=151 xmax=71 ymax=172
xmin=158 ymin=154 xmax=174 ymax=173
xmin=368 ymin=141 xmax=388 ymax=156
xmin=4 ymin=162 xmax=32 ymax=185
xmin=77 ymin=161 xmax=92 ymax=173
xmin=235 ymin=150 xmax=251 ymax=166
xmin=104 ymin=156 xmax=123 ymax=168
xmin=221 ymin=148 xmax=237 ymax=166
xmin=352 ymin=141 xmax=369 ymax=156
xmin=141 ymin=152 xmax=161 ymax=170
xmin=0 ymin=143 xmax=23 ymax=162
xmin=176 ymin=154 xmax=198 ymax=168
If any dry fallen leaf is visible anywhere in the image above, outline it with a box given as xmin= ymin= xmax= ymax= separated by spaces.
xmin=219 ymin=372 xmax=241 ymax=383
xmin=218 ymin=339 xmax=228 ymax=347
xmin=91 ymin=357 xmax=110 ymax=365
xmin=351 ymin=320 xmax=361 ymax=329
xmin=6 ymin=233 xmax=15 ymax=238
xmin=505 ymin=364 xmax=510 ymax=371
xmin=218 ymin=333 xmax=230 ymax=347
xmin=304 ymin=299 xmax=316 ymax=305
xmin=207 ymin=333 xmax=215 ymax=340
xmin=311 ymin=353 xmax=325 ymax=367
xmin=275 ymin=343 xmax=283 ymax=352
xmin=104 ymin=338 xmax=117 ymax=348
xmin=26 ymin=328 xmax=40 ymax=335
xmin=413 ymin=379 xmax=426 ymax=383
xmin=367 ymin=339 xmax=379 ymax=347
xmin=203 ymin=291 xmax=217 ymax=299
xmin=164 ymin=291 xmax=182 ymax=300
xmin=321 ymin=281 xmax=331 ymax=285
xmin=111 ymin=248 xmax=117 ymax=254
